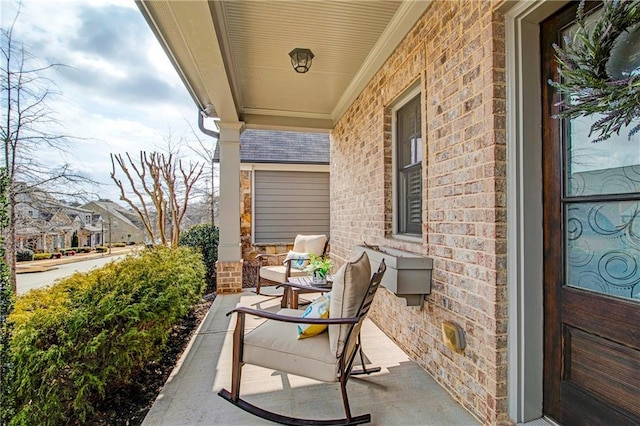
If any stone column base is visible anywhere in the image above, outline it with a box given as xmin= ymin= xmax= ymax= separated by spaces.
xmin=216 ymin=260 xmax=243 ymax=294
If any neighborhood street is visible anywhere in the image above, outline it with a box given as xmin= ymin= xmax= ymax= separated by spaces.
xmin=16 ymin=254 xmax=128 ymax=295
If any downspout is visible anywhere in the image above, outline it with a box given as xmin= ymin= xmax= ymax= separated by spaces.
xmin=198 ymin=104 xmax=219 ymax=139
xmin=197 ymin=105 xmax=219 ymax=227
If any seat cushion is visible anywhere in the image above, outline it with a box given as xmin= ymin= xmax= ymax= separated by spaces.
xmin=243 ymin=308 xmax=339 ymax=382
xmin=260 ymin=265 xmax=308 ymax=284
xmin=292 ymin=234 xmax=327 ymax=256
xmin=329 ymin=251 xmax=371 ymax=358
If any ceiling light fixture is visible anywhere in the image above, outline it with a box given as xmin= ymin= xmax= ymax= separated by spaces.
xmin=288 ymin=48 xmax=314 ymax=73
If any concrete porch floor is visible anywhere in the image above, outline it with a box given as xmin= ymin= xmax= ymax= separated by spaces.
xmin=143 ymin=289 xmax=480 ymax=425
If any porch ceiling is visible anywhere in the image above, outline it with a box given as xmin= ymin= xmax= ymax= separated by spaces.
xmin=137 ymin=1 xmax=431 ymax=132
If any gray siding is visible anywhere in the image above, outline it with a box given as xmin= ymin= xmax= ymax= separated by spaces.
xmin=254 ymin=170 xmax=329 ymax=243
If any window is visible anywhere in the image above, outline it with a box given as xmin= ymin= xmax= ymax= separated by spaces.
xmin=396 ymin=95 xmax=422 ymax=236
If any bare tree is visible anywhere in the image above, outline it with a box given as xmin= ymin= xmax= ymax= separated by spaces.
xmin=185 ymin=120 xmax=218 ymax=226
xmin=1 ymin=4 xmax=88 ymax=291
xmin=110 ymin=151 xmax=203 ymax=247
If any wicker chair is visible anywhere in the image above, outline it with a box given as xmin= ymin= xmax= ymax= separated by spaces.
xmin=219 ymin=251 xmax=386 ymax=425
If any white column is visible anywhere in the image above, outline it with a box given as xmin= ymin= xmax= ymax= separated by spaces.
xmin=217 ymin=122 xmax=244 ymax=262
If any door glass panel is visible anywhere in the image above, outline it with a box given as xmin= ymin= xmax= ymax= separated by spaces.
xmin=562 ymin=13 xmax=640 ymax=197
xmin=567 ymin=119 xmax=640 ymax=196
xmin=566 ymin=200 xmax=640 ymax=300
xmin=562 ymin=10 xmax=640 ymax=301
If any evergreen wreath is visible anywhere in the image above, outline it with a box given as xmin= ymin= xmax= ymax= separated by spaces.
xmin=550 ymin=0 xmax=640 ymax=142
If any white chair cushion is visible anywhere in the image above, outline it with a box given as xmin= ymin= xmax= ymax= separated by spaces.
xmin=260 ymin=265 xmax=308 ymax=284
xmin=243 ymin=308 xmax=339 ymax=383
xmin=292 ymin=234 xmax=327 ymax=256
xmin=328 ymin=251 xmax=371 ymax=358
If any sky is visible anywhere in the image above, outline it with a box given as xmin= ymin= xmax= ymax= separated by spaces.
xmin=1 ymin=0 xmax=216 ymax=203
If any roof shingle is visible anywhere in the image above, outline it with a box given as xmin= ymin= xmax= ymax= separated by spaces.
xmin=213 ymin=129 xmax=329 ymax=164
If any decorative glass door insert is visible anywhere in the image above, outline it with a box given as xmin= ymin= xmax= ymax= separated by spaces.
xmin=563 ymin=15 xmax=640 ymax=302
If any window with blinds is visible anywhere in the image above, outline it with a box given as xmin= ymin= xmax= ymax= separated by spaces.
xmin=396 ymin=96 xmax=422 ymax=235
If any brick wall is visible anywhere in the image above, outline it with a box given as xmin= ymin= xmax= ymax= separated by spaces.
xmin=216 ymin=260 xmax=243 ymax=294
xmin=331 ymin=1 xmax=508 ymax=424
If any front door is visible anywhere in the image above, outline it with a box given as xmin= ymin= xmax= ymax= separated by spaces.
xmin=541 ymin=3 xmax=640 ymax=424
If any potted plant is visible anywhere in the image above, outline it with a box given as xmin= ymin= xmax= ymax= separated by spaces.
xmin=304 ymin=254 xmax=332 ymax=284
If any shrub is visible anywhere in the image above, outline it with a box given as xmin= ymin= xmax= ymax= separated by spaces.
xmin=95 ymin=246 xmax=107 ymax=253
xmin=15 ymin=250 xmax=33 ymax=262
xmin=33 ymin=253 xmax=52 ymax=261
xmin=8 ymin=247 xmax=205 ymax=425
xmin=180 ymin=224 xmax=218 ymax=292
xmin=51 ymin=253 xmax=62 ymax=259
xmin=1 ymin=168 xmax=14 ymax=424
xmin=112 ymin=242 xmax=126 ymax=248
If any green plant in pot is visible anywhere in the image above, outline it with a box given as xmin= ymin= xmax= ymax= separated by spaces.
xmin=304 ymin=254 xmax=332 ymax=284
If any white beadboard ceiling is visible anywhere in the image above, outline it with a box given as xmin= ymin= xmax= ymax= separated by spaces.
xmin=222 ymin=1 xmax=400 ymax=115
xmin=138 ymin=1 xmax=430 ymax=132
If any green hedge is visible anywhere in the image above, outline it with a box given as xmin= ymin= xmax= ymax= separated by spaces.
xmin=8 ymin=247 xmax=205 ymax=425
xmin=63 ymin=247 xmax=92 ymax=254
xmin=180 ymin=224 xmax=218 ymax=292
xmin=32 ymin=253 xmax=52 ymax=261
xmin=1 ymin=167 xmax=14 ymax=424
xmin=15 ymin=250 xmax=33 ymax=262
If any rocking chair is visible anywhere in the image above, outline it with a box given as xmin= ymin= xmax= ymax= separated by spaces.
xmin=219 ymin=251 xmax=386 ymax=425
xmin=255 ymin=234 xmax=328 ymax=295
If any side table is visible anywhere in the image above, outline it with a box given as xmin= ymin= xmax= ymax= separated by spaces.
xmin=282 ymin=275 xmax=333 ymax=309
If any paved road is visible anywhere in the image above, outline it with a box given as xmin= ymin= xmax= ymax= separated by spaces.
xmin=17 ymin=255 xmax=125 ymax=295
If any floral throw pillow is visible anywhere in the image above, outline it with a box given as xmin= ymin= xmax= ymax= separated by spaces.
xmin=284 ymin=251 xmax=310 ymax=270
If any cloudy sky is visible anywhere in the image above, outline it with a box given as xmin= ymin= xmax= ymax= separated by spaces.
xmin=1 ymin=0 xmax=213 ymax=202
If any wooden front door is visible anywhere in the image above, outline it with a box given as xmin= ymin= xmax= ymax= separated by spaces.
xmin=541 ymin=4 xmax=640 ymax=425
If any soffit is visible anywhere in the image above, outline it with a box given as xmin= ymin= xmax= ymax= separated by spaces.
xmin=138 ymin=1 xmax=431 ymax=132
xmin=218 ymin=1 xmax=401 ymax=119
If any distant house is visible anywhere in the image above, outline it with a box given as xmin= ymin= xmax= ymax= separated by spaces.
xmin=81 ymin=200 xmax=146 ymax=245
xmin=213 ymin=129 xmax=330 ymax=259
xmin=15 ymin=188 xmax=102 ymax=251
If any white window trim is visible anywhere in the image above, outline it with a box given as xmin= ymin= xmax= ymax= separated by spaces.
xmin=391 ymin=82 xmax=422 ymax=241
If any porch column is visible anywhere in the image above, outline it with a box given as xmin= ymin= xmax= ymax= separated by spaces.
xmin=216 ymin=121 xmax=244 ymax=293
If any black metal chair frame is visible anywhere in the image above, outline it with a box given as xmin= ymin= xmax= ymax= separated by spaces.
xmin=219 ymin=260 xmax=386 ymax=426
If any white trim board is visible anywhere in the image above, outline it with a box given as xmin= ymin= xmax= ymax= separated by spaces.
xmin=501 ymin=0 xmax=569 ymax=423
xmin=240 ymin=163 xmax=329 ymax=172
